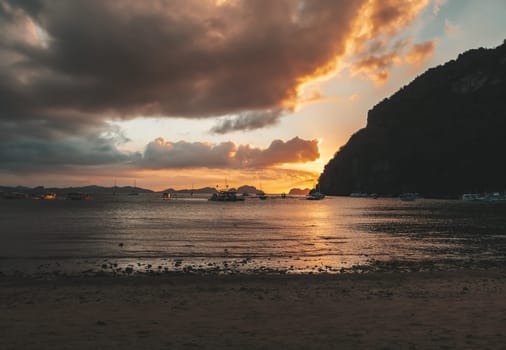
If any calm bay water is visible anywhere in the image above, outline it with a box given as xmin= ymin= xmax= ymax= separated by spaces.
xmin=1 ymin=194 xmax=505 ymax=275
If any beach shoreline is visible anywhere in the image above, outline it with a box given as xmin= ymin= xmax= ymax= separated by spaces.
xmin=1 ymin=269 xmax=505 ymax=349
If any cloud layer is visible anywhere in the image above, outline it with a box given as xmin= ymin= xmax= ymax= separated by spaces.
xmin=0 ymin=0 xmax=433 ymax=177
xmin=0 ymin=132 xmax=320 ymax=172
xmin=0 ymin=124 xmax=139 ymax=171
xmin=0 ymin=0 xmax=362 ymax=125
xmin=210 ymin=109 xmax=286 ymax=134
xmin=142 ymin=136 xmax=320 ymax=169
xmin=0 ymin=1 xmax=432 ymax=128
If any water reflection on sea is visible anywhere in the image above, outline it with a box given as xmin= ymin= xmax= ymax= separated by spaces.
xmin=1 ymin=194 xmax=505 ymax=275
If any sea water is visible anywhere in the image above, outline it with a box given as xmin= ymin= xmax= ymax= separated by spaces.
xmin=1 ymin=194 xmax=505 ymax=275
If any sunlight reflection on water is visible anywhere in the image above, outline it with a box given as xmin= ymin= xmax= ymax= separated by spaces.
xmin=1 ymin=194 xmax=505 ymax=275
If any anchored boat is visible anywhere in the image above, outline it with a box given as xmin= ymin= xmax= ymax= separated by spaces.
xmin=209 ymin=190 xmax=245 ymax=202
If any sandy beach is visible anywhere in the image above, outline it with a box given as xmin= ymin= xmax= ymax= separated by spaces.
xmin=1 ymin=269 xmax=505 ymax=349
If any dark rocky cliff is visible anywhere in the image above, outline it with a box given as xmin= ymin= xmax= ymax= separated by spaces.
xmin=319 ymin=41 xmax=506 ymax=197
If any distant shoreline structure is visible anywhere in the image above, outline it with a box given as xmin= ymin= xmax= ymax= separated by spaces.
xmin=2 ymin=184 xmax=506 ymax=201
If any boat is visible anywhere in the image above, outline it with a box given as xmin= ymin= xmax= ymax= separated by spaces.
xmin=306 ymin=183 xmax=325 ymax=200
xmin=257 ymin=191 xmax=267 ymax=200
xmin=486 ymin=192 xmax=506 ymax=201
xmin=162 ymin=192 xmax=171 ymax=200
xmin=306 ymin=191 xmax=325 ymax=200
xmin=257 ymin=182 xmax=267 ymax=199
xmin=40 ymin=192 xmax=56 ymax=200
xmin=128 ymin=180 xmax=139 ymax=195
xmin=1 ymin=192 xmax=27 ymax=199
xmin=462 ymin=193 xmax=481 ymax=201
xmin=306 ymin=185 xmax=325 ymax=200
xmin=399 ymin=193 xmax=417 ymax=201
xmin=350 ymin=192 xmax=368 ymax=198
xmin=66 ymin=192 xmax=91 ymax=200
xmin=208 ymin=190 xmax=245 ymax=202
xmin=463 ymin=192 xmax=506 ymax=202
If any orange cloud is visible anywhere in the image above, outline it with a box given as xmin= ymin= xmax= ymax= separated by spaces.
xmin=348 ymin=94 xmax=360 ymax=102
xmin=297 ymin=89 xmax=341 ymax=107
xmin=432 ymin=0 xmax=448 ymax=16
xmin=355 ymin=52 xmax=401 ymax=71
xmin=348 ymin=0 xmax=431 ymax=83
xmin=352 ymin=52 xmax=400 ymax=83
xmin=352 ymin=40 xmax=435 ymax=82
xmin=366 ymin=0 xmax=431 ymax=37
xmin=405 ymin=40 xmax=437 ymax=65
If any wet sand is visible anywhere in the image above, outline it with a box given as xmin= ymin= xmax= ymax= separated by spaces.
xmin=1 ymin=269 xmax=505 ymax=349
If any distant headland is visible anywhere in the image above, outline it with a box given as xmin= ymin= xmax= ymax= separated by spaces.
xmin=319 ymin=40 xmax=506 ymax=198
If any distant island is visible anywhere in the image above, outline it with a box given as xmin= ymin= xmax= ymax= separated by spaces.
xmin=288 ymin=188 xmax=311 ymax=196
xmin=0 ymin=184 xmax=307 ymax=196
xmin=319 ymin=40 xmax=506 ymax=197
xmin=0 ymin=185 xmax=154 ymax=196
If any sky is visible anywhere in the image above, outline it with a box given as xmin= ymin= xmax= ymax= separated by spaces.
xmin=0 ymin=0 xmax=505 ymax=192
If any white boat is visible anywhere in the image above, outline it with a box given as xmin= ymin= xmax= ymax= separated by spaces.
xmin=307 ymin=185 xmax=325 ymax=200
xmin=462 ymin=192 xmax=506 ymax=202
xmin=306 ymin=191 xmax=325 ymax=200
xmin=162 ymin=192 xmax=171 ymax=200
xmin=486 ymin=192 xmax=506 ymax=201
xmin=462 ymin=193 xmax=481 ymax=201
xmin=209 ymin=190 xmax=245 ymax=202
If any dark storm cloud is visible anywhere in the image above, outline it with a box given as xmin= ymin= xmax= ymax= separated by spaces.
xmin=141 ymin=136 xmax=319 ymax=169
xmin=0 ymin=128 xmax=139 ymax=171
xmin=210 ymin=109 xmax=285 ymax=134
xmin=0 ymin=0 xmax=366 ymax=128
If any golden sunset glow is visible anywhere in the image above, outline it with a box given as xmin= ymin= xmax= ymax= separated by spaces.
xmin=1 ymin=0 xmax=505 ymax=193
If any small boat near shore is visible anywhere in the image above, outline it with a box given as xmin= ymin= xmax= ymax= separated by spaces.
xmin=462 ymin=192 xmax=506 ymax=202
xmin=306 ymin=191 xmax=325 ymax=200
xmin=307 ymin=185 xmax=325 ymax=200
